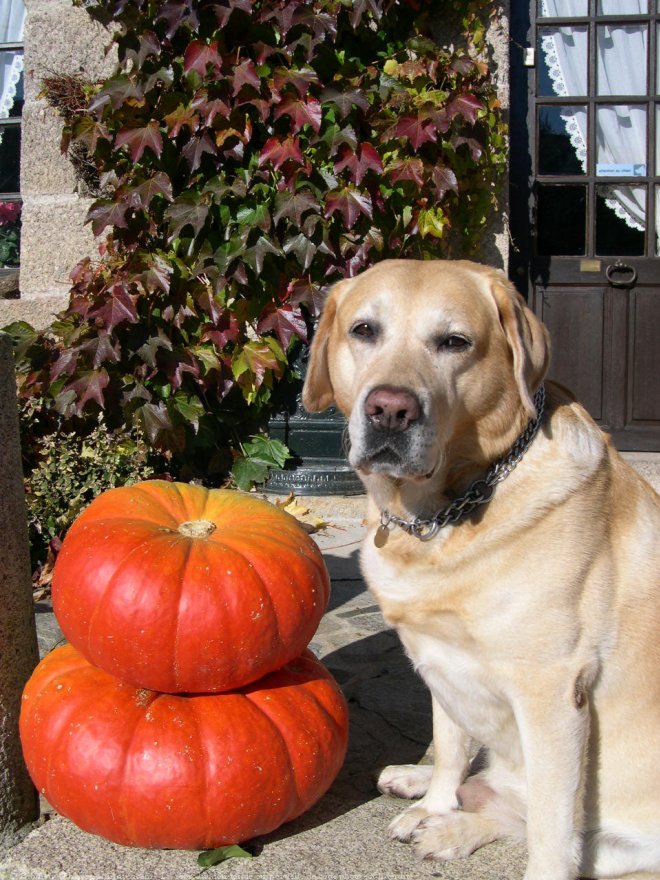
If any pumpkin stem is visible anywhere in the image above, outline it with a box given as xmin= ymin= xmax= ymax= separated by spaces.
xmin=178 ymin=520 xmax=217 ymax=538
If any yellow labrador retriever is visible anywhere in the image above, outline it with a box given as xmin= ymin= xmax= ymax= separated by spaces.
xmin=302 ymin=259 xmax=660 ymax=880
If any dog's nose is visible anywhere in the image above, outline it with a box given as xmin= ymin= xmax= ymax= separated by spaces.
xmin=364 ymin=387 xmax=421 ymax=432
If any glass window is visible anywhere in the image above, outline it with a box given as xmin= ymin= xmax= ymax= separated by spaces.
xmin=598 ymin=0 xmax=648 ymax=11
xmin=596 ymin=104 xmax=647 ymax=176
xmin=538 ymin=26 xmax=589 ymax=97
xmin=597 ymin=25 xmax=648 ymax=96
xmin=656 ymin=186 xmax=660 ymax=255
xmin=0 ymin=124 xmax=20 ymax=193
xmin=539 ymin=0 xmax=589 ymax=15
xmin=538 ymin=105 xmax=587 ymax=174
xmin=596 ymin=185 xmax=645 ymax=255
xmin=537 ymin=185 xmax=587 ymax=254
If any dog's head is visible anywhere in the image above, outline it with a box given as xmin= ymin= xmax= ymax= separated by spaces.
xmin=302 ymin=259 xmax=550 ymax=488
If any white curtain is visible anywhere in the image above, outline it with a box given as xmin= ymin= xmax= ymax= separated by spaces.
xmin=0 ymin=0 xmax=25 ymax=146
xmin=540 ymin=0 xmax=647 ymax=232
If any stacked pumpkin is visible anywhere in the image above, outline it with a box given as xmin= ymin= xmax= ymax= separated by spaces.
xmin=20 ymin=481 xmax=348 ymax=850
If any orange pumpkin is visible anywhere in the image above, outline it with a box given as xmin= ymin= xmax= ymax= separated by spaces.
xmin=52 ymin=481 xmax=330 ymax=693
xmin=20 ymin=644 xmax=348 ymax=849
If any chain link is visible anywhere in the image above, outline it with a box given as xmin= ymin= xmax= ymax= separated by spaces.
xmin=380 ymin=386 xmax=546 ymax=543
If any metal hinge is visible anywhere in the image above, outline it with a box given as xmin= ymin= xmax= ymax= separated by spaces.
xmin=523 ymin=47 xmax=536 ymax=67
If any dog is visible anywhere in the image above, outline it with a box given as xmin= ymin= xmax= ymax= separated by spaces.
xmin=302 ymin=259 xmax=660 ymax=880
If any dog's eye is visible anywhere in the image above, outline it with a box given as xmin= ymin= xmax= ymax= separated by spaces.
xmin=351 ymin=322 xmax=377 ymax=340
xmin=438 ymin=334 xmax=471 ymax=352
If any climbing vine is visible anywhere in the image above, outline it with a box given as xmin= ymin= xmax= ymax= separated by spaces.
xmin=9 ymin=0 xmax=506 ymax=484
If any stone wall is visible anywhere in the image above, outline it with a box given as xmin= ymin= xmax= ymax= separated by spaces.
xmin=0 ymin=0 xmax=114 ymax=330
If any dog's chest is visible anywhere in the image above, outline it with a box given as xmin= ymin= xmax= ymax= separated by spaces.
xmin=362 ymin=538 xmax=518 ymax=747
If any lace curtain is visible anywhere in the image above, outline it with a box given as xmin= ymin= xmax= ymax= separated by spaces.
xmin=540 ymin=0 xmax=647 ymax=232
xmin=0 ymin=0 xmax=25 ymax=146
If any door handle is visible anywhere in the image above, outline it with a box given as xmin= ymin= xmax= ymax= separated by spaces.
xmin=605 ymin=260 xmax=637 ymax=288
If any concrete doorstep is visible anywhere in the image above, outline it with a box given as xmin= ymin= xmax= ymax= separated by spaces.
xmin=2 ymin=457 xmax=659 ymax=880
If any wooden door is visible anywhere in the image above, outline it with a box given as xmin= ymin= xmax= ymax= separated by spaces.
xmin=510 ymin=0 xmax=660 ymax=450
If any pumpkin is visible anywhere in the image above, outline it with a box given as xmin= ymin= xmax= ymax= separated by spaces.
xmin=20 ymin=644 xmax=348 ymax=850
xmin=51 ymin=481 xmax=330 ymax=693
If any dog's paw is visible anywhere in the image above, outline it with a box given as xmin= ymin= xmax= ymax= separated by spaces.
xmin=377 ymin=764 xmax=433 ymax=800
xmin=388 ymin=804 xmax=436 ymax=842
xmin=412 ymin=811 xmax=500 ymax=862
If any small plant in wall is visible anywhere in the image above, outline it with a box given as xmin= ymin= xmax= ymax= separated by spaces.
xmin=11 ymin=0 xmax=506 ymax=486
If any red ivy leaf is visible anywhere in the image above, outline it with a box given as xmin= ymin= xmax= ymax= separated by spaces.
xmin=258 ymin=136 xmax=304 ymax=171
xmin=86 ymin=198 xmax=130 ymax=236
xmin=273 ymin=96 xmax=322 ymax=134
xmin=232 ymin=59 xmax=261 ymax=96
xmin=272 ymin=66 xmax=319 ymax=98
xmin=391 ymin=114 xmax=437 ymax=151
xmin=181 ymin=132 xmax=217 ymax=171
xmin=387 ymin=157 xmax=426 ymax=187
xmin=66 ymin=369 xmax=110 ymax=413
xmin=447 ymin=93 xmax=483 ymax=126
xmin=115 ymin=121 xmax=163 ymax=162
xmin=324 ymin=187 xmax=373 ymax=229
xmin=203 ymin=312 xmax=240 ymax=350
xmin=78 ymin=332 xmax=121 ymax=370
xmin=164 ymin=103 xmax=199 ymax=138
xmin=431 ymin=165 xmax=459 ymax=199
xmin=257 ymin=303 xmax=308 ymax=349
xmin=88 ymin=282 xmax=139 ymax=332
xmin=334 ymin=143 xmax=383 ymax=186
xmin=130 ymin=172 xmax=174 ymax=210
xmin=183 ymin=40 xmax=222 ymax=76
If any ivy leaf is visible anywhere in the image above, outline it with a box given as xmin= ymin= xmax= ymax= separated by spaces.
xmin=87 ymin=198 xmax=130 ymax=236
xmin=163 ymin=103 xmax=200 ymax=138
xmin=257 ymin=302 xmax=308 ymax=348
xmin=386 ymin=157 xmax=426 ymax=188
xmin=88 ymin=282 xmax=139 ymax=332
xmin=89 ymin=74 xmax=144 ymax=112
xmin=78 ymin=332 xmax=121 ymax=369
xmin=272 ymin=66 xmax=319 ymax=98
xmin=66 ymin=369 xmax=110 ymax=413
xmin=170 ymin=392 xmax=205 ymax=433
xmin=258 ymin=137 xmax=304 ymax=171
xmin=115 ymin=122 xmax=163 ymax=162
xmin=136 ymin=332 xmax=173 ymax=369
xmin=273 ymin=96 xmax=322 ymax=134
xmin=165 ymin=192 xmax=210 ymax=240
xmin=231 ymin=438 xmax=290 ymax=491
xmin=448 ymin=93 xmax=483 ymax=126
xmin=236 ymin=203 xmax=271 ymax=232
xmin=283 ymin=232 xmax=317 ymax=271
xmin=324 ymin=187 xmax=373 ymax=229
xmin=183 ymin=40 xmax=222 ymax=76
xmin=232 ymin=338 xmax=284 ymax=392
xmin=334 ymin=143 xmax=383 ymax=186
xmin=320 ymin=87 xmax=369 ymax=117
xmin=431 ymin=165 xmax=459 ymax=199
xmin=156 ymin=2 xmax=200 ymax=40
xmin=418 ymin=207 xmax=448 ymax=239
xmin=133 ymin=400 xmax=174 ymax=444
xmin=273 ymin=190 xmax=320 ymax=226
xmin=242 ymin=236 xmax=283 ymax=274
xmin=391 ymin=114 xmax=437 ymax=151
xmin=131 ymin=173 xmax=174 ymax=210
xmin=231 ymin=59 xmax=261 ymax=96
xmin=181 ymin=132 xmax=216 ymax=171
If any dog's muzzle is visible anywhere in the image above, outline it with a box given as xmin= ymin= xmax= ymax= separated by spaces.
xmin=351 ymin=385 xmax=430 ymax=475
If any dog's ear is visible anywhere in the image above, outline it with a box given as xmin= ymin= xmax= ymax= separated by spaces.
xmin=488 ymin=272 xmax=551 ymax=418
xmin=302 ymin=281 xmax=346 ymax=412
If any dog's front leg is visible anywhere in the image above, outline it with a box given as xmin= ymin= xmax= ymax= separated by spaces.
xmin=383 ymin=695 xmax=471 ymax=841
xmin=515 ymin=675 xmax=590 ymax=880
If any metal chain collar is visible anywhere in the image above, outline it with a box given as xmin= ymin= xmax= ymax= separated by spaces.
xmin=376 ymin=385 xmax=546 ymax=544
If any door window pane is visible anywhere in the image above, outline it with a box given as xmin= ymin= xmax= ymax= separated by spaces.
xmin=537 ymin=185 xmax=586 ymax=254
xmin=0 ymin=125 xmax=20 ymax=193
xmin=597 ymin=25 xmax=647 ymax=96
xmin=656 ymin=186 xmax=660 ymax=255
xmin=598 ymin=0 xmax=648 ymax=11
xmin=656 ymin=104 xmax=660 ymax=173
xmin=539 ymin=0 xmax=588 ymax=15
xmin=596 ymin=105 xmax=647 ymax=176
xmin=596 ymin=185 xmax=645 ymax=255
xmin=538 ymin=26 xmax=588 ymax=97
xmin=538 ymin=105 xmax=587 ymax=174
